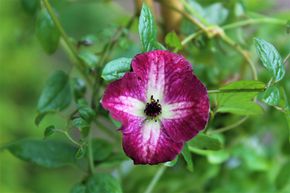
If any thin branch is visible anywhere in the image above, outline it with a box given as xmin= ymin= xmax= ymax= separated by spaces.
xmin=144 ymin=165 xmax=167 ymax=193
xmin=88 ymin=129 xmax=95 ymax=174
xmin=156 ymin=0 xmax=208 ymax=32
xmin=220 ymin=33 xmax=258 ymax=80
xmin=42 ymin=0 xmax=92 ymax=86
xmin=222 ymin=17 xmax=287 ymax=30
xmin=209 ymin=116 xmax=248 ymax=134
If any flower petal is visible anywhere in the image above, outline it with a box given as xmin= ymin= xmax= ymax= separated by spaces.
xmin=132 ymin=50 xmax=192 ymax=102
xmin=122 ymin=120 xmax=183 ymax=164
xmin=161 ymin=75 xmax=210 ymax=142
xmin=101 ymin=73 xmax=147 ymax=123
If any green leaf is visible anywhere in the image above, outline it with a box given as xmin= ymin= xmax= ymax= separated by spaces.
xmin=70 ymin=184 xmax=86 ymax=193
xmin=77 ymin=100 xmax=96 ymax=123
xmin=165 ymin=31 xmax=182 ymax=51
xmin=21 ymin=0 xmax=40 ymax=14
xmin=101 ymin=58 xmax=132 ymax=81
xmin=217 ymin=80 xmax=265 ymax=115
xmin=220 ymin=80 xmax=265 ymax=90
xmin=181 ymin=144 xmax=193 ymax=172
xmin=164 ymin=156 xmax=179 ymax=167
xmin=79 ymin=51 xmax=99 ymax=69
xmin=110 ymin=115 xmax=121 ymax=128
xmin=75 ymin=146 xmax=87 ymax=159
xmin=44 ymin=125 xmax=55 ymax=138
xmin=37 ymin=70 xmax=72 ymax=113
xmin=92 ymin=139 xmax=113 ymax=162
xmin=275 ymin=161 xmax=290 ymax=190
xmin=206 ymin=150 xmax=230 ymax=164
xmin=254 ymin=38 xmax=285 ymax=82
xmin=7 ymin=139 xmax=78 ymax=168
xmin=261 ymin=86 xmax=280 ymax=106
xmin=204 ymin=3 xmax=229 ymax=25
xmin=72 ymin=117 xmax=90 ymax=137
xmin=139 ymin=4 xmax=159 ymax=51
xmin=188 ymin=133 xmax=222 ymax=151
xmin=86 ymin=173 xmax=122 ymax=193
xmin=34 ymin=112 xmax=46 ymax=127
xmin=71 ymin=173 xmax=122 ymax=193
xmin=72 ymin=78 xmax=86 ymax=101
xmin=186 ymin=1 xmax=228 ymax=25
xmin=36 ymin=9 xmax=60 ymax=54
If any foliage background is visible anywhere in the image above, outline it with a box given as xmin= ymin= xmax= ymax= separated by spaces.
xmin=0 ymin=0 xmax=289 ymax=193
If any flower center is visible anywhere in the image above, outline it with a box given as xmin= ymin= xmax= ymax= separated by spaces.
xmin=144 ymin=95 xmax=162 ymax=118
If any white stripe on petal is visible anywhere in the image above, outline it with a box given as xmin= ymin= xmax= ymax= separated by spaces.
xmin=161 ymin=102 xmax=195 ymax=119
xmin=141 ymin=120 xmax=161 ymax=161
xmin=146 ymin=56 xmax=165 ymax=101
xmin=113 ymin=96 xmax=146 ymax=117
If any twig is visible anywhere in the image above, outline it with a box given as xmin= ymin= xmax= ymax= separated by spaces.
xmin=144 ymin=165 xmax=167 ymax=193
xmin=209 ymin=116 xmax=248 ymax=134
xmin=42 ymin=0 xmax=92 ymax=86
xmin=222 ymin=17 xmax=287 ymax=30
xmin=220 ymin=33 xmax=258 ymax=80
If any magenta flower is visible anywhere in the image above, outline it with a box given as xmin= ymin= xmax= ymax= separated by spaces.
xmin=101 ymin=50 xmax=210 ymax=164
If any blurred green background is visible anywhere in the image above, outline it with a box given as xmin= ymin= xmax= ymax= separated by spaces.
xmin=0 ymin=0 xmax=289 ymax=193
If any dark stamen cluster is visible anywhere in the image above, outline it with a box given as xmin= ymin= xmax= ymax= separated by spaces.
xmin=144 ymin=95 xmax=162 ymax=118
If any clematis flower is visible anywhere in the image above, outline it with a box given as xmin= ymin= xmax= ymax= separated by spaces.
xmin=101 ymin=50 xmax=210 ymax=164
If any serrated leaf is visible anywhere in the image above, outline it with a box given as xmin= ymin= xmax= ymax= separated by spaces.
xmin=37 ymin=71 xmax=72 ymax=113
xmin=261 ymin=86 xmax=280 ymax=106
xmin=7 ymin=139 xmax=78 ymax=168
xmin=188 ymin=133 xmax=222 ymax=151
xmin=139 ymin=4 xmax=159 ymax=51
xmin=254 ymin=38 xmax=285 ymax=82
xmin=36 ymin=9 xmax=60 ymax=54
xmin=181 ymin=143 xmax=193 ymax=172
xmin=91 ymin=139 xmax=113 ymax=162
xmin=86 ymin=173 xmax=122 ymax=193
xmin=165 ymin=31 xmax=182 ymax=51
xmin=101 ymin=58 xmax=132 ymax=81
xmin=44 ymin=125 xmax=55 ymax=138
xmin=217 ymin=80 xmax=265 ymax=115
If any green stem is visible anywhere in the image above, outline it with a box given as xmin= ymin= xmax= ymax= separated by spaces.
xmin=144 ymin=166 xmax=167 ymax=193
xmin=174 ymin=30 xmax=203 ymax=52
xmin=209 ymin=116 xmax=248 ymax=134
xmin=54 ymin=129 xmax=81 ymax=146
xmin=220 ymin=33 xmax=258 ymax=80
xmin=208 ymin=87 xmax=266 ymax=94
xmin=157 ymin=0 xmax=208 ymax=32
xmin=42 ymin=0 xmax=92 ymax=86
xmin=222 ymin=17 xmax=287 ymax=30
xmin=88 ymin=129 xmax=95 ymax=174
xmin=283 ymin=52 xmax=290 ymax=64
